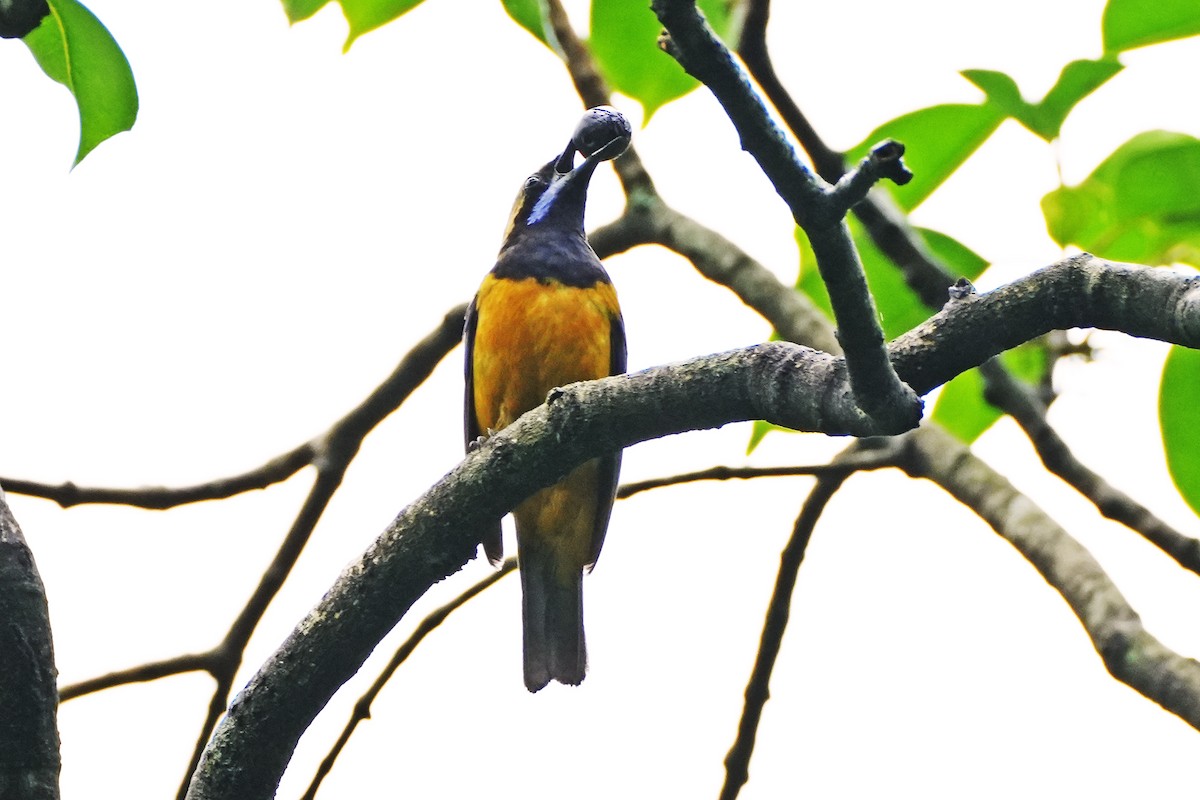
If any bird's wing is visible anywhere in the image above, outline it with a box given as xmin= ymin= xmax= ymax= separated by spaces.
xmin=463 ymin=295 xmax=482 ymax=448
xmin=463 ymin=294 xmax=504 ymax=565
xmin=586 ymin=308 xmax=627 ymax=569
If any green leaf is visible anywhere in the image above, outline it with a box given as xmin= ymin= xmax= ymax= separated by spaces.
xmin=1103 ymin=0 xmax=1200 ymax=52
xmin=961 ymin=69 xmax=1027 ymax=119
xmin=1042 ymin=130 xmax=1200 ymax=267
xmin=1160 ymin=345 xmax=1200 ymax=518
xmin=281 ymin=0 xmax=332 ymax=23
xmin=1034 ymin=58 xmax=1123 ymax=139
xmin=931 ymin=342 xmax=1048 ymax=444
xmin=746 ymin=419 xmax=781 ymax=454
xmin=22 ymin=0 xmax=138 ymax=165
xmin=589 ymin=0 xmax=731 ymax=121
xmin=500 ymin=0 xmax=559 ymax=52
xmin=920 ymin=227 xmax=991 ymax=284
xmin=846 ymin=103 xmax=1003 ymax=212
xmin=963 ymin=60 xmax=1123 ymax=142
xmin=1000 ymin=338 xmax=1049 ymax=385
xmin=341 ymin=0 xmax=426 ymax=50
xmin=931 ymin=368 xmax=994 ymax=443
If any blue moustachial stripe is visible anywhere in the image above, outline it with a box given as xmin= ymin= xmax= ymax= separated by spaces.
xmin=526 ymin=180 xmax=562 ymax=226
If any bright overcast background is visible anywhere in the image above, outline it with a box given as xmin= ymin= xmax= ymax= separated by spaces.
xmin=2 ymin=0 xmax=1199 ymax=797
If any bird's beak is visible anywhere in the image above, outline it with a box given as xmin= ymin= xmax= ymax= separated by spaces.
xmin=553 ymin=131 xmax=630 ymax=174
xmin=527 ymin=133 xmax=627 ymax=227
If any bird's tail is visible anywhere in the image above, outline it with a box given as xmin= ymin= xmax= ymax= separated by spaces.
xmin=519 ymin=542 xmax=585 ymax=693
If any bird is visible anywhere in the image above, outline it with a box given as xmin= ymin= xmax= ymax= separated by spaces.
xmin=464 ymin=106 xmax=632 ymax=692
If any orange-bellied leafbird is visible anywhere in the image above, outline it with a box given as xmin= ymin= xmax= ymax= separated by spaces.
xmin=464 ymin=107 xmax=631 ymax=692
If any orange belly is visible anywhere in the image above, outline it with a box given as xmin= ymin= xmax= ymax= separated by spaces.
xmin=471 ymin=273 xmax=619 ymax=432
xmin=470 ymin=273 xmax=620 ymax=573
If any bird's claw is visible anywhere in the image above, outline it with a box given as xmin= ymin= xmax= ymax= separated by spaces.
xmin=467 ymin=429 xmax=496 ymax=453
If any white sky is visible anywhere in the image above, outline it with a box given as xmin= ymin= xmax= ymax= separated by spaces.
xmin=2 ymin=0 xmax=1199 ymax=797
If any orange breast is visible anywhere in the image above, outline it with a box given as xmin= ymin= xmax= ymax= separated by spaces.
xmin=471 ymin=273 xmax=619 ymax=434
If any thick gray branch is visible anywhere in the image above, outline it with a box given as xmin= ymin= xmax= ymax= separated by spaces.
xmin=899 ymin=425 xmax=1200 ymax=726
xmin=890 ymin=254 xmax=1200 ymax=393
xmin=729 ymin=0 xmax=1200 ymax=599
xmin=186 ymin=256 xmax=1200 ymax=800
xmin=651 ymin=0 xmax=919 ymax=429
xmin=0 ymin=489 xmax=59 ymax=800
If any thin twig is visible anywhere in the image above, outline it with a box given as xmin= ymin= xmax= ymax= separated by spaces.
xmin=4 ymin=306 xmax=468 ymax=512
xmin=715 ymin=437 xmax=904 ymax=797
xmin=0 ymin=446 xmax=314 ymax=509
xmin=300 ymin=559 xmax=517 ymax=800
xmin=735 ymin=0 xmax=844 ymax=179
xmin=616 ymin=449 xmax=896 ymax=499
xmin=979 ymin=359 xmax=1200 ymax=574
xmin=299 ymin=450 xmax=903 ymax=791
xmin=166 ymin=306 xmax=468 ymax=799
xmin=20 ymin=307 xmax=466 ymax=799
xmin=721 ymin=471 xmax=847 ymax=800
xmin=173 ymin=464 xmax=349 ymax=800
xmin=58 ymin=305 xmax=467 ymax=702
xmin=59 ymin=652 xmax=216 ymax=701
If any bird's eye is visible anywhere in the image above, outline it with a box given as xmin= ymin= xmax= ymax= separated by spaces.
xmin=524 ymin=175 xmax=543 ymax=192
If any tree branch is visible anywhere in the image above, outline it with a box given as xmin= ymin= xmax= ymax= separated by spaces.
xmin=12 ymin=308 xmax=465 ymax=798
xmin=888 ymin=255 xmax=1200 ymax=395
xmin=898 ymin=424 xmax=1200 ymax=726
xmin=299 ymin=559 xmax=518 ymax=800
xmin=732 ymin=1 xmax=1200 ymax=594
xmin=652 ymin=0 xmax=919 ymax=430
xmin=184 ymin=256 xmax=1200 ymax=799
xmin=733 ymin=0 xmax=838 ymax=168
xmin=555 ymin=0 xmax=915 ymax=424
xmin=591 ymin=200 xmax=844 ymax=354
xmin=827 ymin=141 xmax=913 ymax=217
xmin=0 ymin=488 xmax=59 ymax=800
xmin=59 ymin=653 xmax=215 ymax=701
xmin=720 ymin=446 xmax=876 ymax=799
xmin=979 ymin=359 xmax=1200 ymax=575
xmin=544 ymin=0 xmax=657 ymax=197
xmin=616 ymin=449 xmax=895 ymax=499
xmin=3 ymin=304 xmax=469 ymax=512
xmin=733 ymin=0 xmax=954 ymax=308
xmin=546 ymin=4 xmax=1200 ymax=761
xmin=0 ymin=448 xmax=315 ymax=510
xmin=541 ymin=0 xmax=842 ymax=355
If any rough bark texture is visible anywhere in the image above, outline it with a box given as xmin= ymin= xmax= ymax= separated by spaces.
xmin=186 ymin=258 xmax=1200 ymax=800
xmin=0 ymin=489 xmax=60 ymax=800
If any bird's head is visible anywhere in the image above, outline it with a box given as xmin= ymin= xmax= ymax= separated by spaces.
xmin=501 ymin=106 xmax=632 ymax=241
